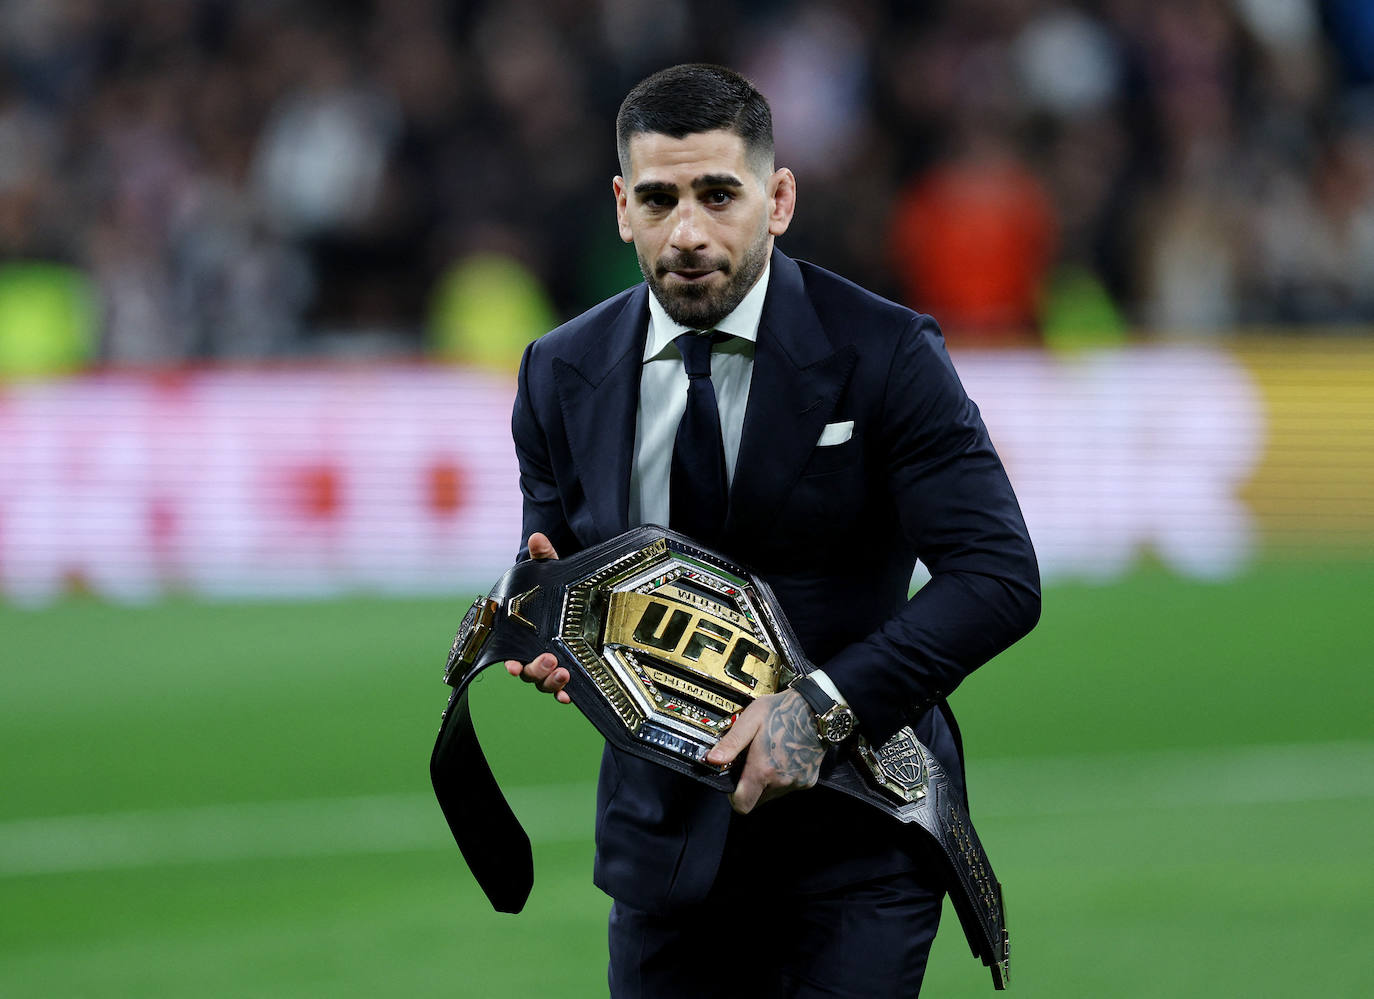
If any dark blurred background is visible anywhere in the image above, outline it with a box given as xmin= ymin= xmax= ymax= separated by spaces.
xmin=3 ymin=0 xmax=1374 ymax=377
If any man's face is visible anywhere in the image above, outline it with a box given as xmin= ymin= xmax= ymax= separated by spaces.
xmin=614 ymin=129 xmax=795 ymax=329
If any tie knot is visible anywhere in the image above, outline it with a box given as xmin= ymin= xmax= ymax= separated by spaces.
xmin=675 ymin=332 xmax=725 ymax=379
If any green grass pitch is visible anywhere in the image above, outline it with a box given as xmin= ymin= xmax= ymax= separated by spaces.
xmin=2 ymin=559 xmax=1371 ymax=997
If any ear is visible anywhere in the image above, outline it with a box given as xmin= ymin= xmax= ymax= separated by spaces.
xmin=613 ymin=176 xmax=634 ymax=244
xmin=766 ymin=168 xmax=796 ymax=237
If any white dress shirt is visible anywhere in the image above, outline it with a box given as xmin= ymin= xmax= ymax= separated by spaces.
xmin=626 ymin=264 xmax=850 ymax=711
xmin=628 ymin=264 xmax=769 ymax=527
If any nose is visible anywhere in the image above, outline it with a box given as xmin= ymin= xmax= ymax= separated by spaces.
xmin=670 ymin=202 xmax=707 ymax=253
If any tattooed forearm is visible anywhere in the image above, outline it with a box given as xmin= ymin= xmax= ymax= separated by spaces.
xmin=758 ymin=690 xmax=824 ymax=791
xmin=715 ymin=689 xmax=826 ymax=813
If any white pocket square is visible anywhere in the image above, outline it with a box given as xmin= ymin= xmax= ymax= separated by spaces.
xmin=817 ymin=420 xmax=854 ymax=446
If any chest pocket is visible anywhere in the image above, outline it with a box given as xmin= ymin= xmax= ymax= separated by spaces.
xmin=800 ymin=433 xmax=862 ymax=477
xmin=778 ymin=428 xmax=868 ymax=540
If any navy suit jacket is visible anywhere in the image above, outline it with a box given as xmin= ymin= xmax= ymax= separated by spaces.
xmin=511 ymin=249 xmax=1039 ymax=911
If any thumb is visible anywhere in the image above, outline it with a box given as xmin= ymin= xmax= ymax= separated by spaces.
xmin=527 ymin=532 xmax=560 ymax=561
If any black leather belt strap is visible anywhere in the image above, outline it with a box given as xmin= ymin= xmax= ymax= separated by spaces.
xmin=429 ymin=526 xmax=1010 ymax=989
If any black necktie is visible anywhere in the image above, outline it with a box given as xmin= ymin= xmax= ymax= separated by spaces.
xmin=669 ymin=331 xmax=729 ymax=545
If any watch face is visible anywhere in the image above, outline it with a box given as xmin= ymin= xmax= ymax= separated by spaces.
xmin=822 ymin=707 xmax=855 ymax=743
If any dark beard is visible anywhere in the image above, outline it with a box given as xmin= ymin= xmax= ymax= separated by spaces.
xmin=640 ymin=232 xmax=771 ymax=330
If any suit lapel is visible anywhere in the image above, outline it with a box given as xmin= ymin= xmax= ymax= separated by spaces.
xmin=727 ymin=252 xmax=857 ymax=544
xmin=553 ymin=287 xmax=647 ymax=542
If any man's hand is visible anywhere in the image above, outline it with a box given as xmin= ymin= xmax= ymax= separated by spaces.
xmin=503 ymin=532 xmax=572 ymax=704
xmin=705 ymin=689 xmax=824 ymax=814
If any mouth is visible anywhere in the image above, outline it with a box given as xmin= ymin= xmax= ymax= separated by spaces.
xmin=664 ymin=268 xmax=719 ymax=284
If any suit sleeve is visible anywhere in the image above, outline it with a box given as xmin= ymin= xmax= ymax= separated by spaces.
xmin=511 ymin=341 xmax=579 ymax=563
xmin=822 ymin=315 xmax=1041 ymax=744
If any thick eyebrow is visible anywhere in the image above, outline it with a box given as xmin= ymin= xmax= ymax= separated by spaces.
xmin=632 ymin=174 xmax=746 ymax=196
xmin=691 ymin=173 xmax=745 ymax=190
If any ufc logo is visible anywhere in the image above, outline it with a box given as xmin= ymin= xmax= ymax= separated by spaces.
xmin=631 ymin=600 xmax=771 ymax=689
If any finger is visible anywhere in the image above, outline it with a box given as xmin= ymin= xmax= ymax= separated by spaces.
xmin=527 ymin=532 xmax=560 ymax=561
xmin=705 ymin=707 xmax=762 ymax=766
xmin=555 ymin=689 xmax=572 ymax=705
xmin=728 ymin=765 xmax=764 ymax=814
xmin=524 ymin=653 xmax=558 ymax=681
xmin=537 ymin=666 xmax=570 ymax=695
xmin=511 ymin=653 xmax=558 ymax=683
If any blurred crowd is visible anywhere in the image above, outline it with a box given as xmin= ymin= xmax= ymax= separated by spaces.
xmin=1 ymin=0 xmax=1373 ymax=373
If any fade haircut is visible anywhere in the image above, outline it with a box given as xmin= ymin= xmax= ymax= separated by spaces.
xmin=615 ymin=64 xmax=774 ymax=178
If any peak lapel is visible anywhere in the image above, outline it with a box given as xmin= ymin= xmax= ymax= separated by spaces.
xmin=727 ymin=253 xmax=857 ymax=544
xmin=552 ymin=287 xmax=647 ymax=542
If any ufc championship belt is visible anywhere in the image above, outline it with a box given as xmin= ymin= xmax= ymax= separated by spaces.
xmin=430 ymin=526 xmax=1010 ymax=990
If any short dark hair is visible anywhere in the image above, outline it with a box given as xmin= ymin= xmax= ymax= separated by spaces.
xmin=615 ymin=64 xmax=774 ymax=176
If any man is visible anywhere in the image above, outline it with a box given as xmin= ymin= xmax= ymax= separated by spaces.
xmin=505 ymin=64 xmax=1039 ymax=997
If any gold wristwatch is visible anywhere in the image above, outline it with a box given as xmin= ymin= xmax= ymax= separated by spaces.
xmin=790 ymin=674 xmax=856 ymax=744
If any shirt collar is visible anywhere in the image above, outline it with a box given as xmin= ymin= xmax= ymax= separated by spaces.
xmin=644 ymin=262 xmax=770 ymax=361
